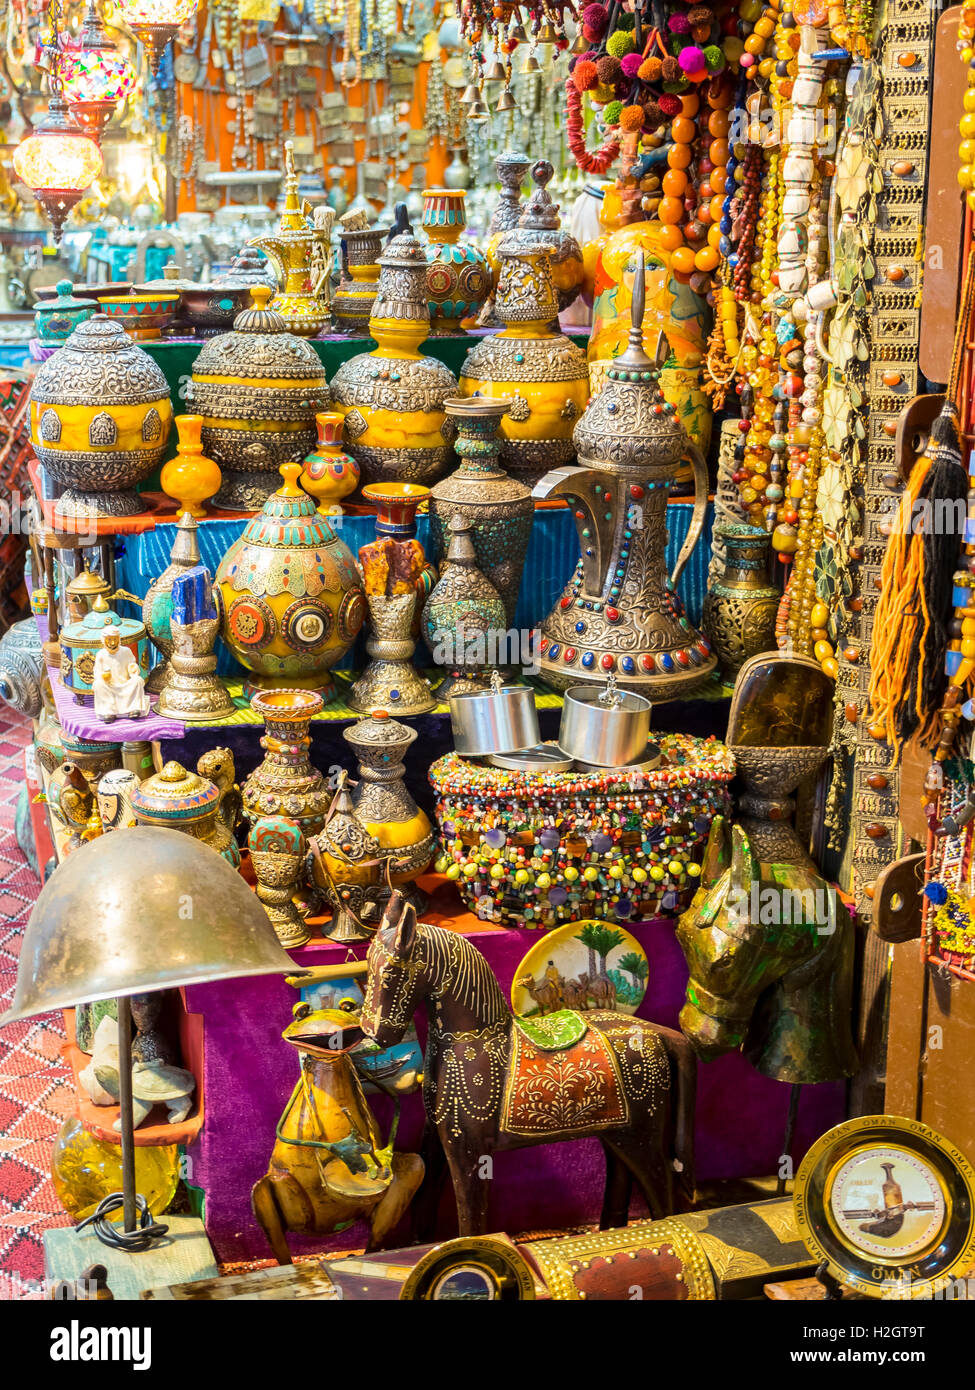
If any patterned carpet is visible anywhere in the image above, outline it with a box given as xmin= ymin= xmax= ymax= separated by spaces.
xmin=0 ymin=708 xmax=72 ymax=1300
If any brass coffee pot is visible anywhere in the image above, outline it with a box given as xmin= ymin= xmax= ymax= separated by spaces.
xmin=535 ymin=254 xmax=716 ymax=700
xmin=249 ymin=141 xmax=331 ymax=337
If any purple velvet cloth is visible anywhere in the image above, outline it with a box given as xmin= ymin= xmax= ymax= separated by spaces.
xmin=184 ymin=916 xmax=844 ymax=1262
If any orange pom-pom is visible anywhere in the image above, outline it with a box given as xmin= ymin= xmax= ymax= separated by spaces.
xmin=620 ymin=104 xmax=645 ymax=132
xmin=572 ymin=58 xmax=599 ymax=91
xmin=638 ymin=56 xmax=662 ymax=82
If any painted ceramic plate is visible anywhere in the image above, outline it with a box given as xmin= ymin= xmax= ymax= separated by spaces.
xmin=511 ymin=919 xmax=649 ymax=1019
xmin=794 ymin=1115 xmax=975 ymax=1299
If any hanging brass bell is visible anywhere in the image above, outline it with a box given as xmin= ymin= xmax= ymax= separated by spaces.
xmin=483 ymin=59 xmax=506 ymax=81
xmin=536 ymin=21 xmax=559 ymax=42
xmin=509 ymin=21 xmax=527 ymax=41
xmin=521 ymin=51 xmax=540 ymax=72
xmin=570 ymin=31 xmax=589 ymax=53
xmin=459 ymin=82 xmax=481 ymax=104
xmin=467 ymin=98 xmax=490 ymax=120
xmin=496 ymin=87 xmax=516 ymax=111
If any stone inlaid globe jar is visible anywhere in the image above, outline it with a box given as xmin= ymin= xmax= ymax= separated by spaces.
xmin=421 ymin=189 xmax=491 ymax=334
xmin=130 ymin=759 xmax=241 ymax=868
xmin=330 ymin=234 xmax=458 ymax=487
xmin=29 ymin=314 xmax=173 ymax=519
xmin=215 ymin=462 xmax=365 ymax=697
xmin=186 ymin=286 xmax=330 ymax=511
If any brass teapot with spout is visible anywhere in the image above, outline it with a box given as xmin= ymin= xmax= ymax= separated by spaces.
xmin=534 ymin=254 xmax=716 ymax=701
xmin=249 ymin=141 xmax=331 ymax=338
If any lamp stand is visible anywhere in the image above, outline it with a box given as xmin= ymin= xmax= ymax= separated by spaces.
xmin=75 ymin=995 xmax=169 ymax=1252
xmin=116 ymin=994 xmax=138 ymax=1235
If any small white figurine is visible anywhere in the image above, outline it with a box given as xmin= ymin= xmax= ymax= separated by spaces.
xmin=92 ymin=624 xmax=149 ymax=722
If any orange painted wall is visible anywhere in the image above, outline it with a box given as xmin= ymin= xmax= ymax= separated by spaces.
xmin=173 ymin=5 xmax=448 ymax=213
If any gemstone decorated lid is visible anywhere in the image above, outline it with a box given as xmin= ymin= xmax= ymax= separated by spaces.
xmin=31 ymin=314 xmax=169 ymax=406
xmin=218 ymin=463 xmax=362 ymax=598
xmin=191 ymin=286 xmax=327 ymax=381
xmin=61 ymin=594 xmax=145 ymax=644
xmin=131 ymin=760 xmax=219 ymax=821
xmin=343 ymin=708 xmax=417 ymax=759
xmin=36 ymin=279 xmax=97 ymax=313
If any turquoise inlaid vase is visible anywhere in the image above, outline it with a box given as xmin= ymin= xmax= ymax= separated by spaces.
xmin=422 ymin=189 xmax=491 ymax=335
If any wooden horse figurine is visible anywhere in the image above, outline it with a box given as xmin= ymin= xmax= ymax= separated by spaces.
xmin=252 ymin=1001 xmax=424 ymax=1263
xmin=361 ymin=893 xmax=697 ymax=1237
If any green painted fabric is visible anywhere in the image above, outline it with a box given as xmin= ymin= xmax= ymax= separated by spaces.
xmin=515 ymin=1010 xmax=589 ymax=1051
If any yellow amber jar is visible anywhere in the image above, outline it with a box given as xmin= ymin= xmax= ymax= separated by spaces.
xmin=459 ymin=241 xmax=589 ymax=487
xmin=51 ymin=1115 xmax=179 ymax=1223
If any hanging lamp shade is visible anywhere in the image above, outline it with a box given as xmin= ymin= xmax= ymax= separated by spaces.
xmin=115 ymin=0 xmax=198 ymax=75
xmin=0 ymin=827 xmax=296 ymax=1025
xmin=13 ymin=93 xmax=103 ymax=244
xmin=60 ymin=0 xmax=138 ymax=139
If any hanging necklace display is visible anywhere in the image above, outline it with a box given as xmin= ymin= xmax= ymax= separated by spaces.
xmin=534 ymin=255 xmax=715 ymax=699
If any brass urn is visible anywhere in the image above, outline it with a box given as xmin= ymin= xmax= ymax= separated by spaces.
xmin=329 ymin=234 xmax=458 ymax=487
xmin=458 ymin=239 xmax=589 ymax=486
xmin=248 ymin=141 xmax=331 ymax=338
xmin=535 ymin=254 xmax=716 ymax=700
xmin=187 ymin=286 xmax=330 ymax=511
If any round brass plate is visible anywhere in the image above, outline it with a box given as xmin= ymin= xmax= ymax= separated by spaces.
xmin=399 ymin=1236 xmax=537 ymax=1301
xmin=794 ymin=1115 xmax=975 ymax=1298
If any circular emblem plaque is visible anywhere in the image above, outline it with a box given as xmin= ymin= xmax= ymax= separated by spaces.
xmin=794 ymin=1115 xmax=975 ymax=1298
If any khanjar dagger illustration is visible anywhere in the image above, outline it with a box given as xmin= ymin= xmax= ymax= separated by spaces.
xmin=841 ymin=1163 xmax=936 ymax=1237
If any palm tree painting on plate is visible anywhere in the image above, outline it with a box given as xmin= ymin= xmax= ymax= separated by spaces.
xmin=511 ymin=919 xmax=650 ymax=1019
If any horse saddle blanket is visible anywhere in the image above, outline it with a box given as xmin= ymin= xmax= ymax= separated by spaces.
xmin=503 ymin=1014 xmax=629 ymax=1137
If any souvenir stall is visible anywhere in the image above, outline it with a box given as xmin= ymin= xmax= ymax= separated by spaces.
xmin=0 ymin=0 xmax=974 ymax=1315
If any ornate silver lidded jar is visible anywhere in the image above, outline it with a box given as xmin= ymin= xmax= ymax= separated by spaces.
xmin=329 ymin=234 xmax=458 ymax=488
xmin=458 ymin=239 xmax=589 ymax=487
xmin=534 ymin=252 xmax=716 ymax=701
xmin=342 ymin=709 xmax=435 ymax=891
xmin=503 ymin=159 xmax=585 ymax=313
xmin=186 ymin=285 xmax=330 ymax=512
xmin=28 ymin=314 xmax=173 ymax=519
